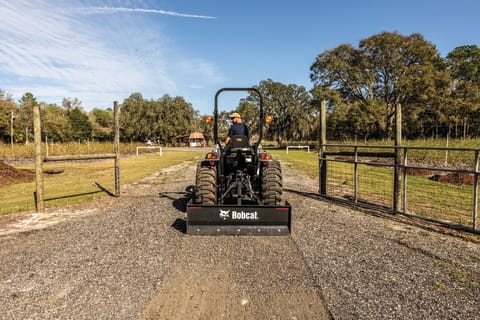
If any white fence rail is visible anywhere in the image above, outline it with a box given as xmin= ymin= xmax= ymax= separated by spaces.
xmin=286 ymin=145 xmax=310 ymax=154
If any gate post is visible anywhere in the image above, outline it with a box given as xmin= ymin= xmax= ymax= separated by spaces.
xmin=393 ymin=103 xmax=402 ymax=212
xmin=319 ymin=99 xmax=327 ymax=195
xmin=114 ymin=101 xmax=120 ymax=197
xmin=33 ymin=104 xmax=44 ymax=213
xmin=473 ymin=150 xmax=479 ymax=230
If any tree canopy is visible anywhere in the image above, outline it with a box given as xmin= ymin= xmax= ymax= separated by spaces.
xmin=120 ymin=93 xmax=198 ymax=144
xmin=310 ymin=32 xmax=455 ymax=140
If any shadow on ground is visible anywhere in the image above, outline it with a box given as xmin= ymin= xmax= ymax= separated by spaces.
xmin=283 ymin=188 xmax=480 ymax=242
xmin=159 ymin=185 xmax=194 ymax=234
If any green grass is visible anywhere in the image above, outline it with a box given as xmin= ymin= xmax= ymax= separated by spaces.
xmin=269 ymin=149 xmax=319 ymax=179
xmin=0 ymin=150 xmax=204 ymax=215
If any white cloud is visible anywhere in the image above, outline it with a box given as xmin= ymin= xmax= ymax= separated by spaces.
xmin=0 ymin=0 xmax=219 ymax=110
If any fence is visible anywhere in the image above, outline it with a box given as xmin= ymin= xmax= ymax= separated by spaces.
xmin=136 ymin=146 xmax=163 ymax=156
xmin=318 ymin=144 xmax=479 ymax=233
xmin=32 ymin=102 xmax=121 ymax=212
xmin=286 ymin=145 xmax=310 ymax=154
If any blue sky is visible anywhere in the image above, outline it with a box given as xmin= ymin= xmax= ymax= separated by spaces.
xmin=1 ymin=0 xmax=479 ymax=115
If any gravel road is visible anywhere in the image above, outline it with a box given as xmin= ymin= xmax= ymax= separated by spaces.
xmin=0 ymin=159 xmax=479 ymax=319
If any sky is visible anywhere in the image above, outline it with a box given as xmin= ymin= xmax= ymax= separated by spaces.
xmin=1 ymin=0 xmax=480 ymax=115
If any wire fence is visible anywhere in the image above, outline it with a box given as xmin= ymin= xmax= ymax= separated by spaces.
xmin=319 ymin=144 xmax=479 ymax=232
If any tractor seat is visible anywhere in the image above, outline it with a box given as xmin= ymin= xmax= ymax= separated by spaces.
xmin=225 ymin=136 xmax=253 ymax=169
xmin=227 ymin=135 xmax=250 ymax=153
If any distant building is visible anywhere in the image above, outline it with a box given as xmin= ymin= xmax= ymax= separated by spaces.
xmin=188 ymin=132 xmax=206 ymax=147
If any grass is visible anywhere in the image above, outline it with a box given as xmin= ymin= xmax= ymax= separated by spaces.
xmin=269 ymin=149 xmax=319 ymax=179
xmin=0 ymin=150 xmax=204 ymax=215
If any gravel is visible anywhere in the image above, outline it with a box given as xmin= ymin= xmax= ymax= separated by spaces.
xmin=285 ymin=166 xmax=480 ymax=320
xmin=0 ymin=159 xmax=479 ymax=319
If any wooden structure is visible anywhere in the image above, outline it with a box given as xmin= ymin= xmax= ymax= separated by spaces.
xmin=188 ymin=132 xmax=206 ymax=147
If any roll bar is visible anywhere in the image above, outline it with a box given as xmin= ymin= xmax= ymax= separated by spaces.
xmin=214 ymin=87 xmax=263 ymax=146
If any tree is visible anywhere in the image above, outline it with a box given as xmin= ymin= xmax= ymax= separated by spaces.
xmin=311 ymin=32 xmax=450 ymax=140
xmin=62 ymin=97 xmax=82 ymax=115
xmin=251 ymin=79 xmax=313 ymax=145
xmin=0 ymin=89 xmax=13 ymax=102
xmin=41 ymin=104 xmax=69 ymax=142
xmin=68 ymin=107 xmax=92 ymax=141
xmin=120 ymin=93 xmax=197 ymax=144
xmin=17 ymin=92 xmax=38 ymax=144
xmin=89 ymin=108 xmax=113 ymax=141
xmin=445 ymin=45 xmax=480 ymax=138
xmin=120 ymin=93 xmax=145 ymax=142
xmin=0 ymin=89 xmax=18 ymax=143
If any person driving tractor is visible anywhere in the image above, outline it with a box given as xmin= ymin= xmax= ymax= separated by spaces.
xmin=225 ymin=112 xmax=250 ymax=145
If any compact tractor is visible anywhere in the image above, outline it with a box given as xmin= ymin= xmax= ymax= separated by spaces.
xmin=186 ymin=88 xmax=291 ymax=235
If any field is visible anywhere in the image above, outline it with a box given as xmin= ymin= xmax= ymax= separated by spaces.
xmin=0 ymin=147 xmax=204 ymax=215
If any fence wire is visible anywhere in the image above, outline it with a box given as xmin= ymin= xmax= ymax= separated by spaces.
xmin=321 ymin=144 xmax=479 ymax=232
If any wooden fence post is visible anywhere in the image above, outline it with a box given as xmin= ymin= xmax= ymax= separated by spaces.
xmin=393 ymin=102 xmax=402 ymax=212
xmin=11 ymin=111 xmax=15 ymax=159
xmin=114 ymin=101 xmax=120 ymax=197
xmin=319 ymin=99 xmax=327 ymax=195
xmin=33 ymin=104 xmax=44 ymax=212
xmin=473 ymin=150 xmax=479 ymax=230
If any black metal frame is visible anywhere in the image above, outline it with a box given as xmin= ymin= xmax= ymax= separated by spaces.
xmin=318 ymin=143 xmax=480 ymax=234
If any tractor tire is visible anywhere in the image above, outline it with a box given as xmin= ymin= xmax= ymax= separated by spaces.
xmin=261 ymin=161 xmax=282 ymax=206
xmin=195 ymin=166 xmax=217 ymax=205
xmin=267 ymin=159 xmax=282 ymax=172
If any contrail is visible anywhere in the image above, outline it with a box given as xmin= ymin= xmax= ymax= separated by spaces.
xmin=78 ymin=6 xmax=216 ymax=19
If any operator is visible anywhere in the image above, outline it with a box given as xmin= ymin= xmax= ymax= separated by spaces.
xmin=225 ymin=112 xmax=249 ymax=145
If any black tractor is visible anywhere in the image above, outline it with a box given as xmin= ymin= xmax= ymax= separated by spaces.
xmin=186 ymin=88 xmax=291 ymax=235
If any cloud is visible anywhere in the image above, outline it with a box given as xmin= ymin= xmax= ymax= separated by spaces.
xmin=75 ymin=6 xmax=216 ymax=19
xmin=0 ymin=0 xmax=218 ymax=110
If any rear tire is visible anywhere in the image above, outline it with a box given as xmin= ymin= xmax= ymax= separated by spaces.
xmin=195 ymin=166 xmax=217 ymax=205
xmin=261 ymin=161 xmax=282 ymax=205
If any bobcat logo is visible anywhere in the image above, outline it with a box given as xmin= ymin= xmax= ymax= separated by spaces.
xmin=219 ymin=209 xmax=230 ymax=220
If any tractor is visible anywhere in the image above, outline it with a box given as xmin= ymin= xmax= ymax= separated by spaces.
xmin=186 ymin=88 xmax=291 ymax=235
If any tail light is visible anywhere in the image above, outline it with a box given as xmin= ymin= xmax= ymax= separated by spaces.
xmin=206 ymin=152 xmax=219 ymax=167
xmin=259 ymin=153 xmax=272 ymax=160
xmin=206 ymin=152 xmax=218 ymax=159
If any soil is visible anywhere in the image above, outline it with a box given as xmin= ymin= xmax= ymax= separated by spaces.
xmin=0 ymin=160 xmax=479 ymax=319
xmin=0 ymin=161 xmax=35 ymax=186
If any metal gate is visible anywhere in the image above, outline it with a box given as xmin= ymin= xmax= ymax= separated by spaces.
xmin=318 ymin=144 xmax=479 ymax=233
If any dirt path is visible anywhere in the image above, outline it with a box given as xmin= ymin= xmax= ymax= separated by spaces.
xmin=0 ymin=160 xmax=479 ymax=319
xmin=139 ymin=163 xmax=329 ymax=319
xmin=140 ymin=236 xmax=328 ymax=319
